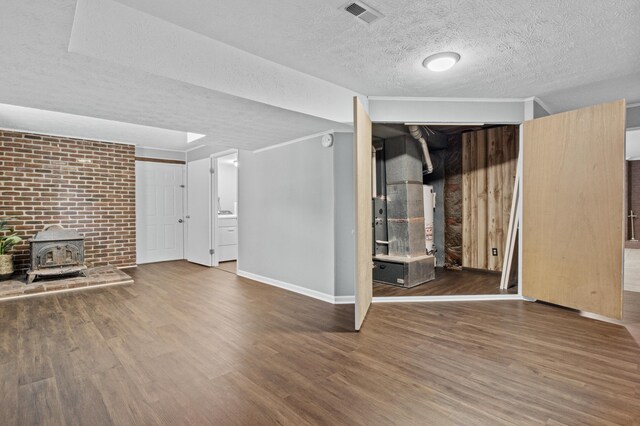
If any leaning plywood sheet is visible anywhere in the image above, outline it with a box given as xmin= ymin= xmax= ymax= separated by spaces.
xmin=500 ymin=168 xmax=519 ymax=290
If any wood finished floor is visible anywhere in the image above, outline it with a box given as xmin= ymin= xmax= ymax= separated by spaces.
xmin=216 ymin=260 xmax=237 ymax=275
xmin=1 ymin=260 xmax=639 ymax=425
xmin=373 ymin=267 xmax=516 ymax=297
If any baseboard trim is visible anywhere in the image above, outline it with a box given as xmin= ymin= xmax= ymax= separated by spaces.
xmin=232 ymin=271 xmax=528 ymax=304
xmin=624 ymin=285 xmax=640 ymax=293
xmin=372 ymin=294 xmax=525 ymax=303
xmin=237 ymin=270 xmax=338 ymax=304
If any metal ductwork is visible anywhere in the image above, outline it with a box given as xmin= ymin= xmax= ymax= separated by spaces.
xmin=407 ymin=125 xmax=434 ymax=174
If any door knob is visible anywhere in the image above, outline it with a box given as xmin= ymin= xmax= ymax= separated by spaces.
xmin=178 ymin=219 xmax=184 ymax=223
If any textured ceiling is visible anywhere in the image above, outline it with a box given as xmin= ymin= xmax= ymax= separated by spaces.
xmin=0 ymin=103 xmax=206 ymax=149
xmin=0 ymin=0 xmax=349 ymax=151
xmin=117 ymin=0 xmax=640 ymax=111
xmin=0 ymin=0 xmax=637 ymax=152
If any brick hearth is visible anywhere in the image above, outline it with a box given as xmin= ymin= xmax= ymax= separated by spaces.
xmin=0 ymin=266 xmax=133 ymax=300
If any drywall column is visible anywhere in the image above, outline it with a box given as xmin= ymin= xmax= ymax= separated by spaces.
xmin=237 ymin=136 xmax=335 ymax=299
xmin=334 ymin=132 xmax=356 ymax=299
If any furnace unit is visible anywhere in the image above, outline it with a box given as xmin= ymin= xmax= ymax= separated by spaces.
xmin=372 ymin=135 xmax=435 ymax=288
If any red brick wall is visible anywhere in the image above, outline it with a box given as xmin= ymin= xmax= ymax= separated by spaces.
xmin=0 ymin=130 xmax=136 ymax=272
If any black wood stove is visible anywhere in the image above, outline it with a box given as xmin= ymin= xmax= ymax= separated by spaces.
xmin=27 ymin=225 xmax=87 ymax=284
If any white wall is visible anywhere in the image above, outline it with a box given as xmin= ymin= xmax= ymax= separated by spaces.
xmin=135 ymin=146 xmax=186 ymax=161
xmin=237 ymin=136 xmax=336 ymax=299
xmin=333 ymin=132 xmax=356 ymax=298
xmin=187 ymin=145 xmax=232 ymax=162
xmin=368 ymin=97 xmax=527 ymax=124
xmin=629 ymin=105 xmax=640 ymax=130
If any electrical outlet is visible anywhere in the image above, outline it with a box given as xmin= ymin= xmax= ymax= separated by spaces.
xmin=492 ymin=248 xmax=498 ymax=256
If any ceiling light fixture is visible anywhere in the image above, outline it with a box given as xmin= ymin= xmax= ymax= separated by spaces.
xmin=422 ymin=52 xmax=460 ymax=72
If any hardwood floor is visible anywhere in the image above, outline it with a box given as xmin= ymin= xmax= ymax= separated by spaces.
xmin=373 ymin=267 xmax=516 ymax=297
xmin=216 ymin=260 xmax=237 ymax=275
xmin=1 ymin=260 xmax=639 ymax=425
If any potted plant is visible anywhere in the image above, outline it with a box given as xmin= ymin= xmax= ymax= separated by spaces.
xmin=0 ymin=218 xmax=22 ymax=280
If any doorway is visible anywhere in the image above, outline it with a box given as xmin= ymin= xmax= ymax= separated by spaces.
xmin=136 ymin=160 xmax=185 ymax=264
xmin=370 ymin=123 xmax=519 ymax=299
xmin=213 ymin=151 xmax=239 ymax=274
xmin=353 ymin=97 xmax=627 ymax=330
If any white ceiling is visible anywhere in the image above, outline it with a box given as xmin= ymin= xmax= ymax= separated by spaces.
xmin=116 ymin=0 xmax=640 ymax=111
xmin=0 ymin=0 xmax=638 ymax=151
xmin=0 ymin=0 xmax=351 ymax=152
xmin=0 ymin=103 xmax=199 ymax=149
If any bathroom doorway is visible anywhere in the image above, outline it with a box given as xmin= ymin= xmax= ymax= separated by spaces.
xmin=212 ymin=150 xmax=239 ymax=274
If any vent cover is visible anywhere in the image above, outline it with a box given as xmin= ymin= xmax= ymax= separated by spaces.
xmin=342 ymin=1 xmax=383 ymax=24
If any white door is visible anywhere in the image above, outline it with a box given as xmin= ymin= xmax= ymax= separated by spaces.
xmin=136 ymin=161 xmax=185 ymax=264
xmin=187 ymin=157 xmax=213 ymax=266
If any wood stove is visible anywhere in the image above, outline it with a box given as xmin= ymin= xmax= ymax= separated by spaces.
xmin=27 ymin=225 xmax=86 ymax=284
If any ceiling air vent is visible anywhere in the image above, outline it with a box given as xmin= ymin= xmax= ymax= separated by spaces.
xmin=343 ymin=1 xmax=383 ymax=24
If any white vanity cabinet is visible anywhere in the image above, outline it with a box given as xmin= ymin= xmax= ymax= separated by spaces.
xmin=217 ymin=215 xmax=238 ymax=262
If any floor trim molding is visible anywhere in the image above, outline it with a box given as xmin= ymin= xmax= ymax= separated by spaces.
xmin=235 ymin=271 xmax=527 ymax=304
xmin=373 ymin=294 xmax=525 ymax=303
xmin=237 ymin=270 xmax=337 ymax=304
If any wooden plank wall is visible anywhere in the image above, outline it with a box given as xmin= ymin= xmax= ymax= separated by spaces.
xmin=462 ymin=126 xmax=518 ymax=271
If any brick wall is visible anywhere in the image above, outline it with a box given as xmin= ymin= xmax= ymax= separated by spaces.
xmin=0 ymin=130 xmax=136 ymax=272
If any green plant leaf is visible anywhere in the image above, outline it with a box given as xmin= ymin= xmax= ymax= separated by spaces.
xmin=0 ymin=233 xmax=23 ymax=254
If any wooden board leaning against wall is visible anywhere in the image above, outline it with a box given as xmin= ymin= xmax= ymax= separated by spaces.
xmin=462 ymin=126 xmax=519 ymax=272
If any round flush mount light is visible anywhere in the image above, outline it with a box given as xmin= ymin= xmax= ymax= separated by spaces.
xmin=422 ymin=52 xmax=461 ymax=72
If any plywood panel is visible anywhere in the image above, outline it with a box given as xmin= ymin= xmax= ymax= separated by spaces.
xmin=468 ymin=133 xmax=477 ymax=267
xmin=462 ymin=133 xmax=472 ymax=265
xmin=486 ymin=128 xmax=502 ymax=271
xmin=522 ymin=100 xmax=626 ymax=319
xmin=354 ymin=97 xmax=372 ymax=331
xmin=476 ymin=130 xmax=488 ymax=269
xmin=502 ymin=127 xmax=517 ymax=242
xmin=462 ymin=126 xmax=518 ymax=271
xmin=461 ymin=133 xmax=473 ymax=267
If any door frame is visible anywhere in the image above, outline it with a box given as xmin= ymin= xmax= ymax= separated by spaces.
xmin=135 ymin=159 xmax=186 ymax=264
xmin=210 ymin=149 xmax=239 ymax=268
xmin=362 ymin=96 xmax=533 ymax=304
